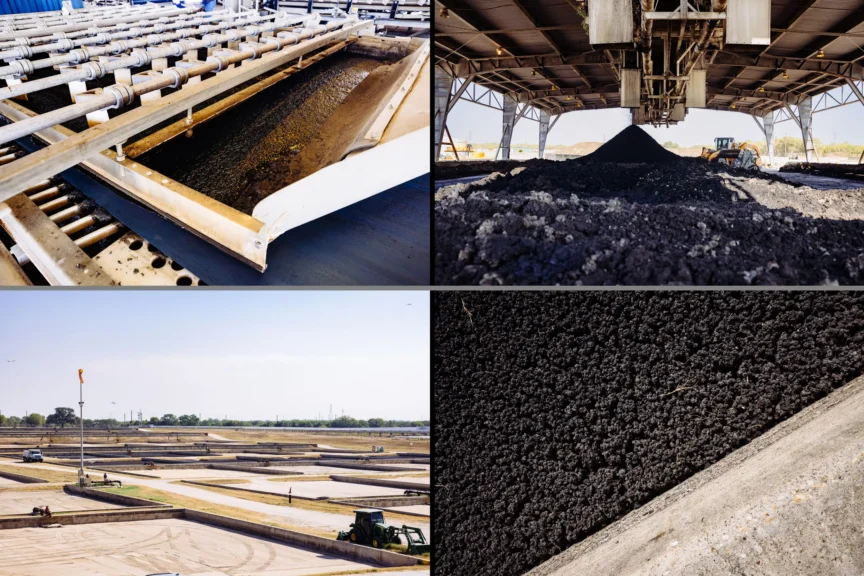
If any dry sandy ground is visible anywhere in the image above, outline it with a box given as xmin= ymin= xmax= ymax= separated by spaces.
xmin=0 ymin=518 xmax=374 ymax=576
xmin=0 ymin=490 xmax=121 ymax=515
xmin=0 ymin=477 xmax=22 ymax=486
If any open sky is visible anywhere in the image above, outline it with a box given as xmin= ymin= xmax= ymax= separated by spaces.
xmin=0 ymin=291 xmax=429 ymax=422
xmin=447 ymin=83 xmax=864 ymax=149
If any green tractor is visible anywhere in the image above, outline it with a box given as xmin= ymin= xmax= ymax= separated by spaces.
xmin=337 ymin=509 xmax=431 ymax=555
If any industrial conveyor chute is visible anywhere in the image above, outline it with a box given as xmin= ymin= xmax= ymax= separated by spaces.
xmin=0 ymin=2 xmax=430 ymax=278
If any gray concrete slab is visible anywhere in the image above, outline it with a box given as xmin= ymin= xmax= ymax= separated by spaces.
xmin=0 ymin=490 xmax=121 ymax=515
xmin=0 ymin=477 xmax=22 ymax=486
xmin=0 ymin=518 xmax=374 ymax=575
xmin=527 ymin=374 xmax=864 ymax=576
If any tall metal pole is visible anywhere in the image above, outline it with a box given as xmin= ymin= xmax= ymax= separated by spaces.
xmin=78 ymin=368 xmax=84 ymax=480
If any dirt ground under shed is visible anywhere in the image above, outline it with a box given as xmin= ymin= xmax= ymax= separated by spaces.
xmin=435 ymin=127 xmax=864 ymax=285
xmin=433 ymin=291 xmax=864 ymax=576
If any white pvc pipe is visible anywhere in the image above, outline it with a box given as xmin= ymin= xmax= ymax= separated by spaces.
xmin=0 ymin=17 xmax=364 ymax=148
xmin=0 ymin=14 xmax=299 ymax=100
xmin=0 ymin=12 xmax=271 ymax=76
xmin=0 ymin=7 xmax=201 ymax=42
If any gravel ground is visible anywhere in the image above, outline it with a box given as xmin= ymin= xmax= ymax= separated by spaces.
xmin=432 ymin=292 xmax=864 ymax=576
xmin=434 ymin=128 xmax=864 ymax=286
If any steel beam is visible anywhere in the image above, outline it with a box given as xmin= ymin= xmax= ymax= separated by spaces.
xmin=763 ymin=110 xmax=775 ymax=166
xmin=848 ymin=77 xmax=864 ymax=107
xmin=798 ymin=96 xmax=816 ymax=162
xmin=497 ymin=94 xmax=518 ymax=160
xmin=538 ymin=109 xmax=550 ymax=159
xmin=434 ymin=63 xmax=455 ymax=160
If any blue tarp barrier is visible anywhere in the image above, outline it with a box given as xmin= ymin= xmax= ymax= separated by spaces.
xmin=1 ymin=0 xmax=84 ymax=15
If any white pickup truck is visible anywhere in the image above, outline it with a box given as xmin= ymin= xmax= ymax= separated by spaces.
xmin=22 ymin=449 xmax=43 ymax=463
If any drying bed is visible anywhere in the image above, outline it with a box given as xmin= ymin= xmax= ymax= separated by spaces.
xmin=0 ymin=490 xmax=122 ymax=515
xmin=0 ymin=518 xmax=373 ymax=575
xmin=433 ymin=291 xmax=864 ymax=576
xmin=224 ymin=478 xmax=406 ymax=499
xmin=435 ymin=126 xmax=864 ymax=286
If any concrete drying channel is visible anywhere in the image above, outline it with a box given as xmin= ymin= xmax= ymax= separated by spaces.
xmin=434 ymin=291 xmax=864 ymax=576
xmin=434 ymin=126 xmax=864 ymax=286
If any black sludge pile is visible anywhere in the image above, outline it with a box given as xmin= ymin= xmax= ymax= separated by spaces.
xmin=433 ymin=292 xmax=864 ymax=576
xmin=577 ymin=124 xmax=679 ymax=163
xmin=434 ymin=126 xmax=864 ymax=285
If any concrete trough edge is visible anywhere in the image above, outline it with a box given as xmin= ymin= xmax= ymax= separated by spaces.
xmin=184 ymin=509 xmax=421 ymax=567
xmin=0 ymin=506 xmax=184 ymax=529
xmin=526 ymin=373 xmax=864 ymax=576
xmin=330 ymin=475 xmax=430 ymax=491
xmin=65 ymin=484 xmax=172 ymax=508
xmin=0 ymin=470 xmax=49 ymax=484
xmin=181 ymin=480 xmax=326 ymax=501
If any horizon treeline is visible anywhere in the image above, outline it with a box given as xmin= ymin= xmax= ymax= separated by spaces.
xmin=0 ymin=409 xmax=429 ymax=429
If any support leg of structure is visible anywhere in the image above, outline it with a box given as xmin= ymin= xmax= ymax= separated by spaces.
xmin=538 ymin=109 xmax=550 ymax=159
xmin=497 ymin=94 xmax=517 ymax=161
xmin=846 ymin=78 xmax=864 ymax=106
xmin=764 ymin=110 xmax=775 ymax=167
xmin=798 ymin=96 xmax=816 ymax=163
xmin=434 ymin=64 xmax=455 ymax=161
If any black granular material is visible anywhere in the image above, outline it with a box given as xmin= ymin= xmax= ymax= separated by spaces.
xmin=433 ymin=291 xmax=864 ymax=576
xmin=576 ymin=125 xmax=679 ymax=163
xmin=435 ymin=159 xmax=553 ymax=180
xmin=138 ymin=54 xmax=380 ymax=215
xmin=435 ymin=155 xmax=864 ymax=285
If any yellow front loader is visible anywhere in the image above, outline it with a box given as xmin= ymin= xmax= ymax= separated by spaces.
xmin=701 ymin=137 xmax=763 ymax=169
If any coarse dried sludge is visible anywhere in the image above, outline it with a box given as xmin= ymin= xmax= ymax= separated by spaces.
xmin=433 ymin=291 xmax=864 ymax=576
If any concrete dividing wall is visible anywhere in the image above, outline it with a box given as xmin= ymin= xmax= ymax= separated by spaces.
xmin=325 ymin=463 xmax=426 ymax=472
xmin=0 ymin=470 xmax=48 ymax=484
xmin=64 ymin=485 xmax=171 ymax=508
xmin=331 ymin=495 xmax=430 ymax=507
xmin=181 ymin=480 xmax=323 ymax=501
xmin=184 ymin=509 xmax=421 ymax=567
xmin=211 ymin=463 xmax=302 ymax=475
xmin=0 ymin=508 xmax=183 ymax=530
xmin=331 ymin=475 xmax=430 ymax=491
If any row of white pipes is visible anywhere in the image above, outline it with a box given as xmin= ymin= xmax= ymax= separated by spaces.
xmin=0 ymin=16 xmax=365 ymax=146
xmin=0 ymin=4 xmax=168 ymax=32
xmin=0 ymin=9 xmax=232 ymax=52
xmin=0 ymin=12 xmax=305 ymax=99
xmin=0 ymin=11 xmax=274 ymax=78
xmin=0 ymin=7 xmax=202 ymax=42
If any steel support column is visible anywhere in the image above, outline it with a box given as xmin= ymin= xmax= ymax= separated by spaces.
xmin=497 ymin=94 xmax=518 ymax=160
xmin=848 ymin=78 xmax=864 ymax=107
xmin=798 ymin=96 xmax=816 ymax=163
xmin=538 ymin=109 xmax=550 ymax=159
xmin=434 ymin=64 xmax=455 ymax=160
xmin=764 ymin=110 xmax=775 ymax=167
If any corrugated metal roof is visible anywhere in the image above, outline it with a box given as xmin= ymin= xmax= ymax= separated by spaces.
xmin=436 ymin=0 xmax=864 ymax=117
